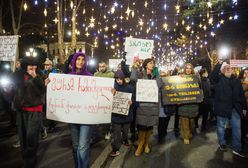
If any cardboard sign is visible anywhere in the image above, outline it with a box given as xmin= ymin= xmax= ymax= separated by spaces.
xmin=162 ymin=75 xmax=203 ymax=105
xmin=46 ymin=73 xmax=115 ymax=124
xmin=124 ymin=37 xmax=154 ymax=64
xmin=112 ymin=91 xmax=132 ymax=116
xmin=136 ymin=79 xmax=158 ymax=103
xmin=0 ymin=35 xmax=19 ymax=61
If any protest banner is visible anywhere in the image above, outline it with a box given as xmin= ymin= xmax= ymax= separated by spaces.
xmin=230 ymin=59 xmax=248 ymax=67
xmin=136 ymin=79 xmax=158 ymax=103
xmin=0 ymin=35 xmax=19 ymax=61
xmin=112 ymin=91 xmax=132 ymax=116
xmin=124 ymin=37 xmax=154 ymax=64
xmin=108 ymin=59 xmax=122 ymax=71
xmin=46 ymin=73 xmax=115 ymax=124
xmin=162 ymin=75 xmax=203 ymax=105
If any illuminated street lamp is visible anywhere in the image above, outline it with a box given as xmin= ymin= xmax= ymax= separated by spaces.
xmin=26 ymin=48 xmax=38 ymax=57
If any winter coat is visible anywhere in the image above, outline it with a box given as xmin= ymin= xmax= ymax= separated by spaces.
xmin=130 ymin=69 xmax=163 ymax=127
xmin=210 ymin=63 xmax=246 ymax=118
xmin=201 ymin=77 xmax=211 ymax=105
xmin=94 ymin=70 xmax=114 ymax=78
xmin=111 ymin=82 xmax=134 ymax=124
xmin=241 ymin=81 xmax=248 ymax=110
xmin=13 ymin=70 xmax=46 ymax=110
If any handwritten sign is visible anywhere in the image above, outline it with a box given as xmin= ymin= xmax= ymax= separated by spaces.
xmin=112 ymin=91 xmax=132 ymax=116
xmin=136 ymin=79 xmax=158 ymax=103
xmin=109 ymin=59 xmax=122 ymax=71
xmin=0 ymin=35 xmax=19 ymax=61
xmin=162 ymin=75 xmax=203 ymax=105
xmin=46 ymin=73 xmax=115 ymax=124
xmin=125 ymin=37 xmax=154 ymax=64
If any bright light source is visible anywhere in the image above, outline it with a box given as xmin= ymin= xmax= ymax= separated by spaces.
xmin=178 ymin=60 xmax=184 ymax=67
xmin=218 ymin=45 xmax=231 ymax=59
xmin=4 ymin=64 xmax=10 ymax=70
xmin=89 ymin=59 xmax=96 ymax=66
xmin=0 ymin=77 xmax=11 ymax=87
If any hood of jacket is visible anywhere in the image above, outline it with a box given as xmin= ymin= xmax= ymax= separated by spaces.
xmin=70 ymin=52 xmax=92 ymax=76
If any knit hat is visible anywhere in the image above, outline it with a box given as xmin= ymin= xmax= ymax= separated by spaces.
xmin=142 ymin=58 xmax=154 ymax=69
xmin=43 ymin=58 xmax=53 ymax=65
xmin=21 ymin=56 xmax=38 ymax=70
xmin=114 ymin=70 xmax=125 ymax=79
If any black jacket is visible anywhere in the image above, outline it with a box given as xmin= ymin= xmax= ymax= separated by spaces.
xmin=13 ymin=71 xmax=46 ymax=109
xmin=210 ymin=63 xmax=246 ymax=118
xmin=201 ymin=77 xmax=211 ymax=104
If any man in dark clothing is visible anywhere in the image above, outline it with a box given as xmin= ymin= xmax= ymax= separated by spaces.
xmin=14 ymin=57 xmax=48 ymax=168
xmin=210 ymin=61 xmax=247 ymax=158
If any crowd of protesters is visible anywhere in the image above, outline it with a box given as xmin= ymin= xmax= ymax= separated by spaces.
xmin=1 ymin=50 xmax=248 ymax=168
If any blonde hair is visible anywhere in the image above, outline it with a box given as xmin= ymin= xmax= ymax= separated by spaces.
xmin=183 ymin=63 xmax=195 ymax=75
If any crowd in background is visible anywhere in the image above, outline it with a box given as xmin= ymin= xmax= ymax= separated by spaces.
xmin=0 ymin=50 xmax=248 ymax=168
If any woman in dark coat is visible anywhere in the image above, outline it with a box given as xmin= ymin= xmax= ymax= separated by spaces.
xmin=130 ymin=58 xmax=162 ymax=156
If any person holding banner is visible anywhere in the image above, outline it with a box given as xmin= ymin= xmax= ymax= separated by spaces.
xmin=68 ymin=52 xmax=93 ymax=168
xmin=13 ymin=56 xmax=48 ymax=168
xmin=110 ymin=70 xmax=134 ymax=157
xmin=178 ymin=63 xmax=200 ymax=145
xmin=94 ymin=61 xmax=114 ymax=140
xmin=130 ymin=58 xmax=162 ymax=156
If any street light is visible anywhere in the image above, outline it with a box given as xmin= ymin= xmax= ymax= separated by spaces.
xmin=26 ymin=48 xmax=38 ymax=57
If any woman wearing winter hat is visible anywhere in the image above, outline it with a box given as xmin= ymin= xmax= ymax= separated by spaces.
xmin=130 ymin=58 xmax=163 ymax=156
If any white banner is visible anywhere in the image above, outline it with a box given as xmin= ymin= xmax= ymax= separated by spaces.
xmin=136 ymin=79 xmax=158 ymax=103
xmin=0 ymin=35 xmax=19 ymax=61
xmin=109 ymin=59 xmax=122 ymax=71
xmin=112 ymin=91 xmax=132 ymax=116
xmin=230 ymin=59 xmax=248 ymax=67
xmin=46 ymin=73 xmax=115 ymax=124
xmin=124 ymin=37 xmax=154 ymax=64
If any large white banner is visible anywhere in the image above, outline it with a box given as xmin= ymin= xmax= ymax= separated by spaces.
xmin=46 ymin=73 xmax=115 ymax=124
xmin=0 ymin=35 xmax=19 ymax=61
xmin=124 ymin=37 xmax=154 ymax=64
xmin=112 ymin=91 xmax=132 ymax=116
xmin=136 ymin=79 xmax=158 ymax=103
xmin=230 ymin=59 xmax=248 ymax=67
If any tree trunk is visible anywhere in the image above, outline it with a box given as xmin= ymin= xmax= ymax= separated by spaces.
xmin=71 ymin=8 xmax=77 ymax=49
xmin=57 ymin=0 xmax=65 ymax=63
xmin=71 ymin=0 xmax=83 ymax=50
xmin=0 ymin=0 xmax=3 ymax=35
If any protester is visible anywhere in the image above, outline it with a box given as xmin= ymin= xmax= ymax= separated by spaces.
xmin=157 ymin=71 xmax=176 ymax=143
xmin=195 ymin=68 xmax=211 ymax=132
xmin=68 ymin=52 xmax=93 ymax=168
xmin=239 ymin=68 xmax=248 ymax=145
xmin=130 ymin=58 xmax=162 ymax=156
xmin=41 ymin=58 xmax=58 ymax=134
xmin=94 ymin=61 xmax=114 ymax=140
xmin=178 ymin=63 xmax=200 ymax=145
xmin=171 ymin=65 xmax=180 ymax=137
xmin=210 ymin=61 xmax=247 ymax=157
xmin=109 ymin=70 xmax=133 ymax=157
xmin=13 ymin=56 xmax=48 ymax=168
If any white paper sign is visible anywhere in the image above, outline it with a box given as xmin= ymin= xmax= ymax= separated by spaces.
xmin=112 ymin=91 xmax=132 ymax=116
xmin=0 ymin=35 xmax=19 ymax=61
xmin=124 ymin=37 xmax=154 ymax=64
xmin=109 ymin=59 xmax=122 ymax=71
xmin=230 ymin=60 xmax=248 ymax=67
xmin=136 ymin=79 xmax=158 ymax=103
xmin=46 ymin=73 xmax=115 ymax=124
